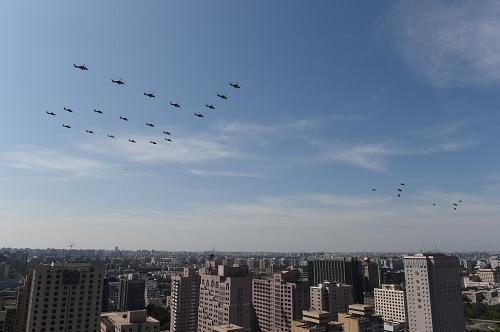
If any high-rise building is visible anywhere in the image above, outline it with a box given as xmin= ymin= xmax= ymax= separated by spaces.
xmin=15 ymin=262 xmax=104 ymax=332
xmin=309 ymin=282 xmax=353 ymax=319
xmin=0 ymin=305 xmax=16 ymax=332
xmin=252 ymin=269 xmax=310 ymax=332
xmin=374 ymin=284 xmax=406 ymax=325
xmin=337 ymin=304 xmax=384 ymax=332
xmin=308 ymin=258 xmax=364 ymax=303
xmin=102 ymin=277 xmax=122 ymax=312
xmin=120 ymin=278 xmax=145 ymax=311
xmin=404 ymin=253 xmax=465 ymax=332
xmin=145 ymin=279 xmax=161 ymax=306
xmin=101 ymin=310 xmax=159 ymax=332
xmin=362 ymin=257 xmax=380 ymax=292
xmin=198 ymin=256 xmax=252 ymax=332
xmin=170 ymin=267 xmax=201 ymax=332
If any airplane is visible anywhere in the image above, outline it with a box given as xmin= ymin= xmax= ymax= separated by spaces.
xmin=73 ymin=64 xmax=88 ymax=70
xmin=149 ymin=141 xmax=157 ymax=145
xmin=107 ymin=134 xmax=116 ymax=138
xmin=206 ymin=104 xmax=215 ymax=110
xmin=46 ymin=111 xmax=56 ymax=116
xmin=144 ymin=92 xmax=155 ymax=98
xmin=194 ymin=113 xmax=204 ymax=118
xmin=94 ymin=108 xmax=103 ymax=114
xmin=146 ymin=123 xmax=155 ymax=127
xmin=128 ymin=139 xmax=136 ymax=143
xmin=217 ymin=93 xmax=228 ymax=100
xmin=120 ymin=116 xmax=128 ymax=121
xmin=62 ymin=124 xmax=71 ymax=128
xmin=85 ymin=130 xmax=94 ymax=134
xmin=400 ymin=183 xmax=405 ymax=186
xmin=170 ymin=102 xmax=181 ymax=108
xmin=64 ymin=107 xmax=73 ymax=113
xmin=163 ymin=131 xmax=171 ymax=135
xmin=371 ymin=188 xmax=376 ymax=192
xmin=229 ymin=82 xmax=240 ymax=89
xmin=165 ymin=138 xmax=172 ymax=142
xmin=111 ymin=79 xmax=125 ymax=85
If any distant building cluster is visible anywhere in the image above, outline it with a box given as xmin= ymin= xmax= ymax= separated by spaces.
xmin=1 ymin=248 xmax=496 ymax=332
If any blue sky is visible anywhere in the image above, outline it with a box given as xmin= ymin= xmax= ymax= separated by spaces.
xmin=1 ymin=1 xmax=499 ymax=251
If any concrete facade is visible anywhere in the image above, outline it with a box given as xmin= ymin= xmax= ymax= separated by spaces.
xmin=307 ymin=258 xmax=364 ymax=304
xmin=253 ymin=269 xmax=310 ymax=332
xmin=197 ymin=257 xmax=252 ymax=332
xmin=404 ymin=253 xmax=465 ymax=332
xmin=170 ymin=267 xmax=200 ymax=332
xmin=16 ymin=262 xmax=104 ymax=332
xmin=309 ymin=282 xmax=353 ymax=320
xmin=374 ymin=284 xmax=406 ymax=324
xmin=100 ymin=310 xmax=159 ymax=332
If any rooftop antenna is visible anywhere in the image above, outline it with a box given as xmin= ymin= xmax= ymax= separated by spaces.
xmin=68 ymin=241 xmax=75 ymax=260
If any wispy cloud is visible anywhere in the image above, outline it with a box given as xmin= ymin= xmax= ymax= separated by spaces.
xmin=2 ymin=146 xmax=104 ymax=175
xmin=217 ymin=119 xmax=320 ymax=145
xmin=390 ymin=1 xmax=500 ymax=87
xmin=80 ymin=134 xmax=239 ymax=164
xmin=220 ymin=119 xmax=318 ymax=136
xmin=312 ymin=136 xmax=475 ymax=172
xmin=314 ymin=141 xmax=393 ymax=172
xmin=188 ymin=169 xmax=263 ymax=178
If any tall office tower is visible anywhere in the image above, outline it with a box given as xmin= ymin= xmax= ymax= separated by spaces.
xmin=144 ymin=279 xmax=161 ymax=306
xmin=404 ymin=253 xmax=465 ymax=332
xmin=362 ymin=257 xmax=380 ymax=292
xmin=170 ymin=267 xmax=201 ymax=332
xmin=309 ymin=282 xmax=353 ymax=319
xmin=337 ymin=304 xmax=384 ymax=332
xmin=374 ymin=284 xmax=407 ymax=325
xmin=198 ymin=255 xmax=252 ymax=332
xmin=120 ymin=278 xmax=145 ymax=311
xmin=308 ymin=258 xmax=364 ymax=304
xmin=253 ymin=269 xmax=310 ymax=332
xmin=14 ymin=262 xmax=104 ymax=332
xmin=102 ymin=277 xmax=122 ymax=312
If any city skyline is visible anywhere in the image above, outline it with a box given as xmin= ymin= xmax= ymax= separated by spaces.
xmin=1 ymin=1 xmax=500 ymax=251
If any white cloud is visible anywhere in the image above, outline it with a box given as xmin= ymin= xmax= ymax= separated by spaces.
xmin=2 ymin=146 xmax=103 ymax=175
xmin=390 ymin=1 xmax=500 ymax=86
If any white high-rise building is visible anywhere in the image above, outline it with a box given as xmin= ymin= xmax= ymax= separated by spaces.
xmin=374 ymin=284 xmax=406 ymax=324
xmin=404 ymin=253 xmax=464 ymax=332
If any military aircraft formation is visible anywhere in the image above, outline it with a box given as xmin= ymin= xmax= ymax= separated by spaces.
xmin=371 ymin=183 xmax=463 ymax=211
xmin=45 ymin=62 xmax=241 ymax=150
